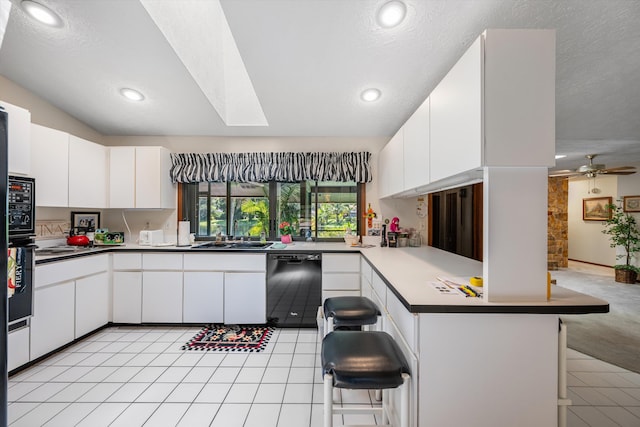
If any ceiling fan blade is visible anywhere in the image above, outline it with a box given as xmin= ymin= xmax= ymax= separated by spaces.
xmin=549 ymin=170 xmax=581 ymax=177
xmin=602 ymin=166 xmax=636 ymax=172
xmin=601 ymin=170 xmax=636 ymax=175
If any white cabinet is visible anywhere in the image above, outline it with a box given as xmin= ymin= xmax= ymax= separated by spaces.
xmin=224 ymin=272 xmax=266 ymax=324
xmin=142 ymin=271 xmax=183 ymax=322
xmin=0 ymin=100 xmax=31 ymax=176
xmin=377 ymin=128 xmax=404 ymax=198
xmin=30 ymin=281 xmax=75 ymax=360
xmin=8 ymin=327 xmax=30 ymax=372
xmin=322 ymin=253 xmax=360 ymax=301
xmin=135 ymin=146 xmax=176 ymax=209
xmin=108 ymin=146 xmax=175 ymax=209
xmin=430 ymin=36 xmax=483 ymax=183
xmin=109 ymin=146 xmax=136 ymax=208
xmin=113 ymin=271 xmax=142 ymax=324
xmin=183 ymin=272 xmax=224 ymax=323
xmin=403 ymin=97 xmax=430 ymax=190
xmin=30 ymin=124 xmax=69 ymax=207
xmin=75 ymin=272 xmax=109 ymax=337
xmin=68 ymin=135 xmax=108 ymax=208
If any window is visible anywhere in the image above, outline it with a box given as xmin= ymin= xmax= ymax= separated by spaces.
xmin=182 ymin=181 xmax=362 ymax=241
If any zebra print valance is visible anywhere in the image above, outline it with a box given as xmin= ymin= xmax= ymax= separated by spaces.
xmin=169 ymin=152 xmax=372 ymax=183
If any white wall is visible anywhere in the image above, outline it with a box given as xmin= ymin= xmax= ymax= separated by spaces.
xmin=568 ymin=168 xmax=640 ymax=267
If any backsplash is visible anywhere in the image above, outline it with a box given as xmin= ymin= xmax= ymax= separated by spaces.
xmin=35 ymin=219 xmax=70 ymax=240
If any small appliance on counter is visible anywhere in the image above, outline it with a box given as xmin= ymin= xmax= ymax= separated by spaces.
xmin=139 ymin=229 xmax=164 ymax=246
xmin=67 ymin=227 xmax=91 ymax=246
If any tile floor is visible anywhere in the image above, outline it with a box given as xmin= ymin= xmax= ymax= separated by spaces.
xmin=7 ymin=325 xmax=640 ymax=426
xmin=8 ymin=326 xmax=381 ymax=427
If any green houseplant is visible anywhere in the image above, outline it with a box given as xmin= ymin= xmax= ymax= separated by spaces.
xmin=602 ymin=202 xmax=640 ymax=283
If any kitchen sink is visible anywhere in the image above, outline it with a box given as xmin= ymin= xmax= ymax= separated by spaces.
xmin=192 ymin=241 xmax=272 ymax=250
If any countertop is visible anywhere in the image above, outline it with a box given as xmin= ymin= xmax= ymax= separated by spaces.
xmin=35 ymin=242 xmax=608 ymax=315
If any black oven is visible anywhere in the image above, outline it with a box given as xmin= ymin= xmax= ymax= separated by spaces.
xmin=8 ymin=175 xmax=35 ymax=238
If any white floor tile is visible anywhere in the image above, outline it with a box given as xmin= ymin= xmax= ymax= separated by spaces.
xmin=100 ymin=353 xmax=135 ymax=367
xmin=7 ymin=402 xmax=41 ymax=424
xmin=597 ymin=387 xmax=640 ymax=406
xmin=263 ymin=367 xmax=290 ymax=383
xmin=254 ymin=383 xmax=287 ymax=403
xmin=99 ymin=341 xmax=131 ymax=352
xmin=42 ymin=402 xmax=100 ymax=427
xmin=235 ymin=367 xmax=265 ymax=383
xmin=210 ymin=403 xmax=250 ymax=427
xmin=20 ymin=382 xmax=70 ymax=402
xmin=278 ymin=403 xmax=312 ymax=427
xmin=105 ymin=383 xmax=150 ymax=403
xmin=244 ymin=403 xmax=281 ymax=427
xmin=225 ymin=383 xmax=259 ymax=403
xmin=24 ymin=366 xmax=70 ymax=382
xmin=103 ymin=366 xmax=144 ymax=383
xmin=195 ymin=353 xmax=227 ymax=367
xmin=295 ymin=342 xmax=317 ymax=354
xmin=195 ymin=383 xmax=232 ymax=403
xmin=143 ymin=402 xmax=190 ymax=426
xmin=156 ymin=366 xmax=192 ymax=383
xmin=288 ymin=367 xmax=315 ymax=383
xmin=172 ymin=353 xmax=205 ymax=367
xmin=570 ymin=406 xmax=623 ymax=427
xmin=135 ymin=383 xmax=177 ymax=403
xmin=9 ymin=402 xmax=68 ymax=427
xmin=283 ymin=383 xmax=313 ymax=404
xmin=109 ymin=402 xmax=159 ymax=427
xmin=47 ymin=382 xmax=96 ymax=402
xmin=75 ymin=352 xmax=113 ymax=367
xmin=129 ymin=366 xmax=167 ymax=382
xmin=121 ymin=341 xmax=152 ymax=353
xmin=49 ymin=352 xmax=92 ymax=367
xmin=125 ymin=353 xmax=158 ymax=366
xmin=76 ymin=382 xmax=122 ymax=403
xmin=269 ymin=354 xmax=294 ymax=367
xmin=50 ymin=366 xmax=94 ymax=383
xmin=165 ymin=383 xmax=206 ymax=403
xmin=273 ymin=342 xmax=296 ymax=353
xmin=182 ymin=366 xmax=215 ymax=383
xmin=292 ymin=354 xmax=316 ymax=367
xmin=219 ymin=353 xmax=249 ymax=367
xmin=176 ymin=403 xmax=219 ymax=427
xmin=7 ymin=382 xmax=43 ymax=402
xmin=567 ymin=408 xmax=592 ymax=427
xmin=77 ymin=366 xmax=119 ymax=382
xmin=570 ymin=387 xmax=618 ymax=406
xmin=596 ymin=406 xmax=640 ymax=427
xmin=148 ymin=353 xmax=182 ymax=367
xmin=209 ymin=366 xmax=241 ymax=383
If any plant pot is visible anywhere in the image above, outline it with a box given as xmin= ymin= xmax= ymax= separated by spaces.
xmin=614 ymin=268 xmax=638 ymax=284
xmin=281 ymin=234 xmax=292 ymax=244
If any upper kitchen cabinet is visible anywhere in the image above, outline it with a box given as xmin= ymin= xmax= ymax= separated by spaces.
xmin=31 ymin=124 xmax=69 ymax=207
xmin=135 ymin=146 xmax=176 ymax=209
xmin=377 ymin=127 xmax=404 ymax=198
xmin=429 ymin=36 xmax=483 ymax=183
xmin=109 ymin=146 xmax=176 ymax=209
xmin=68 ymin=135 xmax=108 ymax=208
xmin=403 ymin=97 xmax=430 ymax=190
xmin=1 ymin=100 xmax=31 ymax=176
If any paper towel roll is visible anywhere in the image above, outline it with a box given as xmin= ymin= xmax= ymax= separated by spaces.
xmin=178 ymin=221 xmax=191 ymax=246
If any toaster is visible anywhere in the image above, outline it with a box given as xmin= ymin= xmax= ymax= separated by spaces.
xmin=139 ymin=229 xmax=164 ymax=246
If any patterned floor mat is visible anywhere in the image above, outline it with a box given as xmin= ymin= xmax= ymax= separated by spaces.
xmin=182 ymin=324 xmax=274 ymax=352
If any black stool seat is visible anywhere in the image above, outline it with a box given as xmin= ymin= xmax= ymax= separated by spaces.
xmin=323 ymin=296 xmax=380 ymax=327
xmin=322 ymin=331 xmax=410 ymax=390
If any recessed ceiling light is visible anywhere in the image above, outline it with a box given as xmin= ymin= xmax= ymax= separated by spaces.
xmin=120 ymin=88 xmax=145 ymax=102
xmin=361 ymin=88 xmax=381 ymax=102
xmin=20 ymin=1 xmax=63 ymax=28
xmin=377 ymin=1 xmax=407 ymax=28
xmin=555 ymin=154 xmax=567 ymax=159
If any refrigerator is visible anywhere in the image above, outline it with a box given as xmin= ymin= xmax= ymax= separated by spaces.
xmin=1 ymin=105 xmax=9 ymax=426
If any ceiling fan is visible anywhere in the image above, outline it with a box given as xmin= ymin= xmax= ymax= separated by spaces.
xmin=549 ymin=154 xmax=637 ymax=178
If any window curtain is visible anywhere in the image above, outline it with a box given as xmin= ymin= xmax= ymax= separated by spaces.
xmin=169 ymin=152 xmax=372 ymax=183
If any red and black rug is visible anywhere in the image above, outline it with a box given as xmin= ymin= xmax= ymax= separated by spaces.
xmin=182 ymin=324 xmax=274 ymax=352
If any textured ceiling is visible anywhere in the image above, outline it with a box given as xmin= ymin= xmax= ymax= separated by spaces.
xmin=0 ymin=0 xmax=639 ymax=172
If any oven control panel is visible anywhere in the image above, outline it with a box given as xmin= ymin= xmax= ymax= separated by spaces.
xmin=8 ymin=176 xmax=35 ymax=235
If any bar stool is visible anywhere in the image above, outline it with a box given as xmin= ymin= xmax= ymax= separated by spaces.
xmin=323 ymin=296 xmax=381 ymax=336
xmin=321 ymin=331 xmax=411 ymax=427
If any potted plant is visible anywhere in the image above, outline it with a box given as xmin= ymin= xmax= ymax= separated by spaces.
xmin=279 ymin=221 xmax=294 ymax=244
xmin=602 ymin=202 xmax=640 ymax=283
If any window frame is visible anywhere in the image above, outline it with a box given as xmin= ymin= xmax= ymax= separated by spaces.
xmin=180 ymin=180 xmax=364 ymax=242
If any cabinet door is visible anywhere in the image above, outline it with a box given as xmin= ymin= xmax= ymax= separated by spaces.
xmin=430 ymin=37 xmax=483 ymax=183
xmin=378 ymin=128 xmax=404 ymax=198
xmin=113 ymin=271 xmax=142 ymax=324
xmin=30 ymin=281 xmax=75 ymax=359
xmin=75 ymin=272 xmax=109 ymax=337
xmin=224 ymin=272 xmax=266 ymax=324
xmin=68 ymin=135 xmax=108 ymax=208
xmin=1 ymin=100 xmax=31 ymax=176
xmin=8 ymin=327 xmax=30 ymax=372
xmin=109 ymin=146 xmax=135 ymax=208
xmin=403 ymin=97 xmax=430 ymax=190
xmin=142 ymin=271 xmax=183 ymax=322
xmin=183 ymin=272 xmax=224 ymax=323
xmin=135 ymin=146 xmax=176 ymax=209
xmin=30 ymin=124 xmax=69 ymax=207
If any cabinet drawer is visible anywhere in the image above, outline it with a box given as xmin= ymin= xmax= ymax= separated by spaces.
xmin=360 ymin=256 xmax=372 ymax=284
xmin=142 ymin=253 xmax=183 ymax=270
xmin=8 ymin=327 xmax=30 ymax=372
xmin=323 ymin=253 xmax=360 ymax=272
xmin=35 ymin=254 xmax=108 ymax=288
xmin=386 ymin=289 xmax=417 ymax=352
xmin=322 ymin=272 xmax=360 ymax=290
xmin=184 ymin=253 xmax=265 ymax=272
xmin=113 ymin=253 xmax=142 ymax=270
xmin=372 ymin=272 xmax=388 ymax=307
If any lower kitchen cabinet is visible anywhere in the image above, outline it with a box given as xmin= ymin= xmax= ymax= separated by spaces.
xmin=142 ymin=271 xmax=183 ymax=322
xmin=75 ymin=272 xmax=109 ymax=337
xmin=113 ymin=271 xmax=142 ymax=323
xmin=183 ymin=272 xmax=224 ymax=323
xmin=30 ymin=281 xmax=75 ymax=360
xmin=224 ymin=272 xmax=266 ymax=324
xmin=8 ymin=327 xmax=30 ymax=372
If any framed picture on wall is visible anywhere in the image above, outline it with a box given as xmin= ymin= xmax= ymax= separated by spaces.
xmin=582 ymin=197 xmax=612 ymax=221
xmin=623 ymin=195 xmax=640 ymax=212
xmin=71 ymin=211 xmax=101 ymax=231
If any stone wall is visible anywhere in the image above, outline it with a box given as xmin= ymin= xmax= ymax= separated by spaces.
xmin=548 ymin=177 xmax=568 ymax=269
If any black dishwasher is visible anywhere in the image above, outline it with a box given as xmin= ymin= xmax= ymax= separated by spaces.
xmin=266 ymin=253 xmax=322 ymax=328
